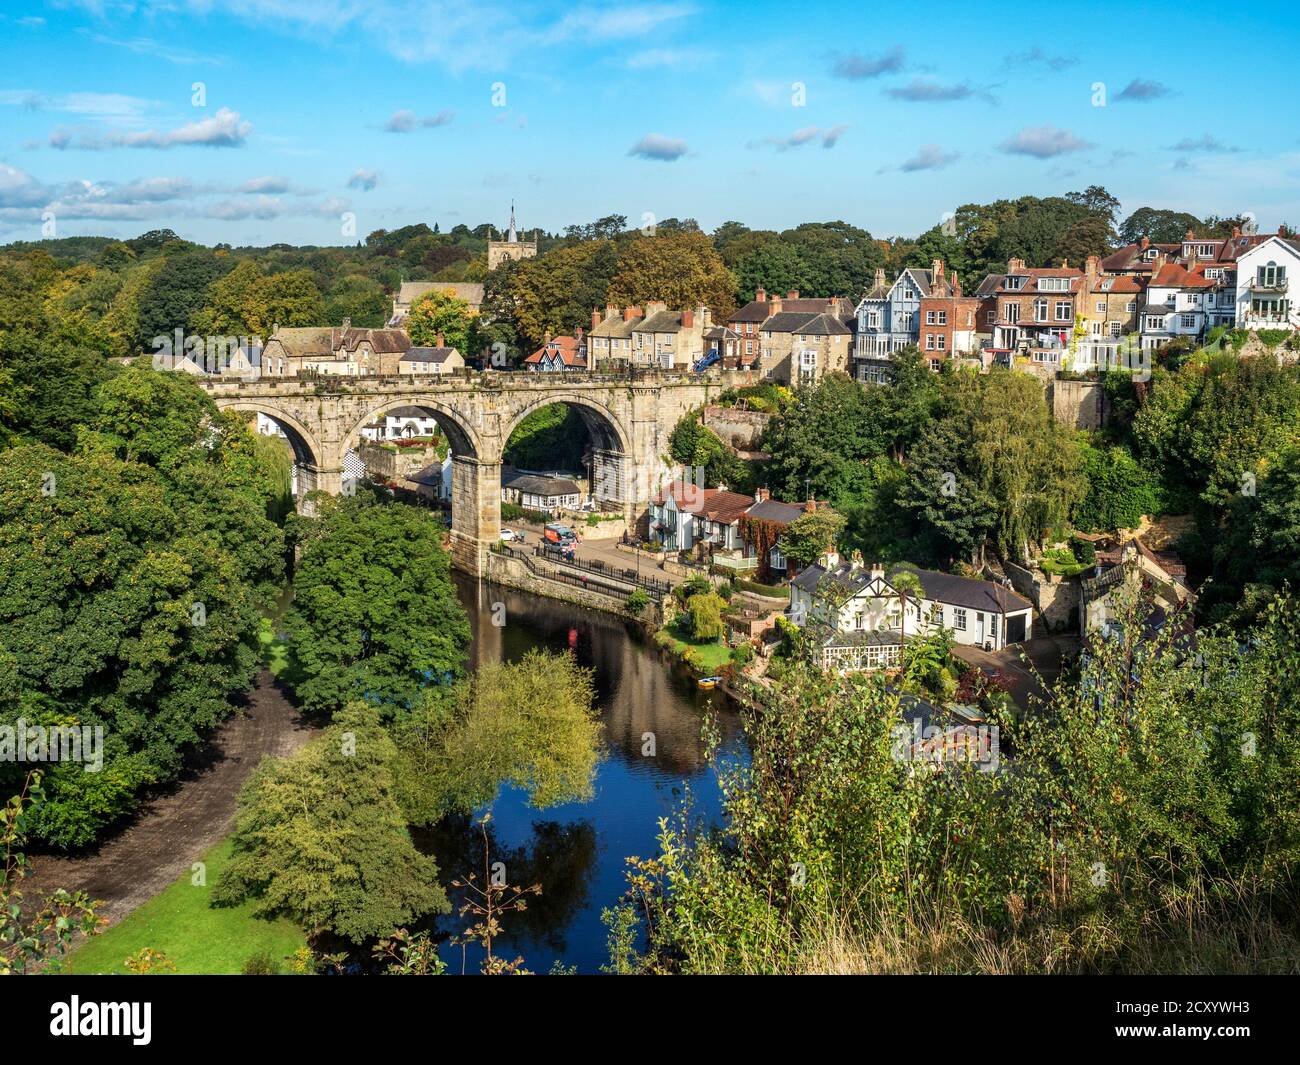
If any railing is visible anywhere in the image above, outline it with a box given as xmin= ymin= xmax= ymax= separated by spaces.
xmin=496 ymin=543 xmax=672 ymax=600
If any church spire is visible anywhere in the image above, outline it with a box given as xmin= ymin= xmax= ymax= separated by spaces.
xmin=507 ymin=202 xmax=518 ymax=243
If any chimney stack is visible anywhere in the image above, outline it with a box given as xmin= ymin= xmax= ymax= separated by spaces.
xmin=624 ymin=305 xmax=641 ymax=322
xmin=874 ymin=267 xmax=886 ymax=290
xmin=753 ymin=486 xmax=769 ymax=503
xmin=932 ymin=259 xmax=944 ymax=286
xmin=786 ymin=289 xmax=800 ymax=299
xmin=436 ymin=331 xmax=445 ymax=347
xmin=755 ymin=286 xmax=767 ymax=303
xmin=1085 ymin=255 xmax=1100 ymax=287
xmin=1139 ymin=236 xmax=1150 ymax=249
xmin=681 ymin=309 xmax=694 ymax=329
xmin=592 ymin=308 xmax=602 ymax=331
xmin=341 ymin=316 xmax=352 ymax=331
xmin=1008 ymin=257 xmax=1026 ymax=273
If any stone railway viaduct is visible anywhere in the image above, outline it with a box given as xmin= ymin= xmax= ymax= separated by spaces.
xmin=201 ymin=369 xmax=755 ymax=575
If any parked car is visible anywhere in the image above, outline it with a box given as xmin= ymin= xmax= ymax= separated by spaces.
xmin=500 ymin=529 xmax=518 ymax=542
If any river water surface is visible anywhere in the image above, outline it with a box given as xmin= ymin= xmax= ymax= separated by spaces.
xmin=414 ymin=573 xmax=746 ymax=974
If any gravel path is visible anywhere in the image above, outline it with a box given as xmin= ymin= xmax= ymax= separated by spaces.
xmin=24 ymin=670 xmax=317 ymax=930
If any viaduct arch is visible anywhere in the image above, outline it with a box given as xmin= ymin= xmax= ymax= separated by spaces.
xmin=204 ymin=370 xmax=752 ymax=574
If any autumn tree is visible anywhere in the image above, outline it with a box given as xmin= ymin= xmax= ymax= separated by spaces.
xmin=607 ymin=230 xmax=736 ymax=320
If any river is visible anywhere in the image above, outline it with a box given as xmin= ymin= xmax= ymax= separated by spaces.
xmin=411 ymin=572 xmax=747 ymax=974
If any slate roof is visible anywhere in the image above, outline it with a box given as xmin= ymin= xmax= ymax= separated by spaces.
xmin=745 ymin=498 xmax=807 ymax=524
xmin=637 ymin=309 xmax=685 ymax=333
xmin=792 ymin=560 xmax=1030 ymax=615
xmin=591 ymin=309 xmax=643 ymax=338
xmin=730 ymin=296 xmax=854 ymax=323
xmin=402 ymin=346 xmax=460 ymax=364
xmin=396 ymin=281 xmax=485 ymax=309
xmin=761 ymin=310 xmax=851 ymax=336
xmin=888 ymin=564 xmax=1032 ymax=614
xmin=502 ymin=467 xmax=581 ymax=497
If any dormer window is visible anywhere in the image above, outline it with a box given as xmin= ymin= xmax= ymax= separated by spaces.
xmin=1005 ymin=275 xmax=1026 ymax=291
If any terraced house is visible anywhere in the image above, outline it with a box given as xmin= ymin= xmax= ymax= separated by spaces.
xmin=1139 ymin=262 xmax=1215 ymax=350
xmin=630 ymin=302 xmax=713 ymax=370
xmin=728 ymin=289 xmax=854 ymax=380
xmin=853 ymin=267 xmax=928 ymax=379
xmin=917 ymin=260 xmax=982 ymax=367
xmin=588 ymin=304 xmax=642 ymax=366
xmin=976 ymin=259 xmax=1084 ymax=369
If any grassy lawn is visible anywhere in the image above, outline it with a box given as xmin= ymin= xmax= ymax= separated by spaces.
xmin=64 ymin=838 xmax=306 ymax=975
xmin=654 ymin=623 xmax=734 ymax=673
xmin=258 ymin=616 xmax=293 ymax=679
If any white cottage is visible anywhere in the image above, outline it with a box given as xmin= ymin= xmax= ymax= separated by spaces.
xmin=789 ymin=552 xmax=1034 ymax=673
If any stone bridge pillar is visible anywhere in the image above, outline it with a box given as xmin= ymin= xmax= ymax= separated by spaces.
xmin=296 ymin=462 xmax=344 ymax=516
xmin=449 ymin=455 xmax=501 ymax=577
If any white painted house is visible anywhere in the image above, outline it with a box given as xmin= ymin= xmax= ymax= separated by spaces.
xmin=789 ymin=552 xmax=1034 ymax=673
xmin=647 ymin=482 xmax=754 ymax=553
xmin=1139 ymin=263 xmax=1214 ymax=350
xmin=1234 ymin=235 xmax=1300 ymax=331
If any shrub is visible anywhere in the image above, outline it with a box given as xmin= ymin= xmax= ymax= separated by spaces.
xmin=241 ymin=951 xmax=281 ymax=975
xmin=1071 ymin=536 xmax=1096 ymax=565
xmin=626 ymin=588 xmax=650 ymax=615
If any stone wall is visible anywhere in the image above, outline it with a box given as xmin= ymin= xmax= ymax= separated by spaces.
xmin=701 ymin=405 xmax=772 ymax=450
xmin=485 ymin=551 xmax=663 ymax=623
xmin=1048 ymin=379 xmax=1108 ymax=431
xmin=1004 ymin=558 xmax=1079 ymax=634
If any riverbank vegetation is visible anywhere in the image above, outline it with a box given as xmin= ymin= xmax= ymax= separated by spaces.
xmin=609 ymin=592 xmax=1300 ymax=974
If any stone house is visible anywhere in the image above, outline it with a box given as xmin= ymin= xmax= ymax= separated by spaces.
xmin=397 ymin=345 xmax=464 ymax=374
xmin=629 ymin=302 xmax=713 ymax=370
xmin=588 ymin=305 xmax=643 ymax=366
xmin=728 ymin=289 xmax=855 ymax=376
xmin=974 ymin=260 xmax=1084 ymax=370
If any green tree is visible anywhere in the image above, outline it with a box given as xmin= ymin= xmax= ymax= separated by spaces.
xmin=406 ymin=287 xmax=476 ymax=354
xmin=779 ymin=508 xmax=846 ymax=567
xmin=391 ymin=650 xmax=601 ymax=823
xmin=212 ymin=704 xmax=449 ymax=943
xmin=284 ymin=496 xmax=470 ymax=716
xmin=607 ymin=230 xmax=737 ymax=321
xmin=686 ymin=592 xmax=727 ymax=641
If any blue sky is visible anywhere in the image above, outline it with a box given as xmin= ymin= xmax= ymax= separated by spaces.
xmin=2 ymin=0 xmax=1298 ymax=246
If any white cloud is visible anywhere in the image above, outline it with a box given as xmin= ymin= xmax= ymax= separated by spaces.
xmin=383 ymin=108 xmax=454 ymax=132
xmin=347 ymin=168 xmax=380 ymax=191
xmin=898 ymin=144 xmax=960 ymax=172
xmin=628 ymin=133 xmax=689 ymax=161
xmin=49 ymin=107 xmax=252 ymax=150
xmin=1000 ymin=125 xmax=1091 ymax=158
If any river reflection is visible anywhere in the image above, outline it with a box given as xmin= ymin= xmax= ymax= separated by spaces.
xmin=413 ymin=573 xmax=746 ymax=974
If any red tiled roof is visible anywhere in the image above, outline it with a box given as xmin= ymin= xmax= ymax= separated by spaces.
xmin=1151 ymin=263 xmax=1215 ymax=288
xmin=653 ymin=482 xmax=755 ymax=523
xmin=525 ymin=335 xmax=585 ymax=366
